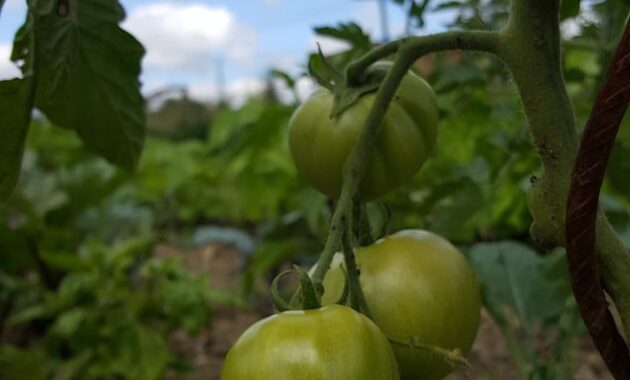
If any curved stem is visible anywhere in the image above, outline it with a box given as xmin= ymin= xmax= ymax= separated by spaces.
xmin=346 ymin=30 xmax=500 ymax=86
xmin=312 ymin=30 xmax=501 ymax=296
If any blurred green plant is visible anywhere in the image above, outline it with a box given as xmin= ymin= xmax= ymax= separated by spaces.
xmin=0 ymin=238 xmax=228 ymax=380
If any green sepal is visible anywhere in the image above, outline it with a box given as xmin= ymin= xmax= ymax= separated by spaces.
xmin=269 ymin=270 xmax=295 ymax=312
xmin=293 ymin=265 xmax=322 ymax=310
xmin=308 ymin=46 xmax=388 ymax=118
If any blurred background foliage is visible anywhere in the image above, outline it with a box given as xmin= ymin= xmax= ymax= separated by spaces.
xmin=1 ymin=0 xmax=630 ymax=379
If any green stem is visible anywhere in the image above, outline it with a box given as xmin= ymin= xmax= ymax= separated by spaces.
xmin=497 ymin=0 xmax=630 ymax=340
xmin=346 ymin=30 xmax=500 ymax=86
xmin=312 ymin=30 xmax=501 ymax=294
xmin=341 ymin=231 xmax=372 ymax=317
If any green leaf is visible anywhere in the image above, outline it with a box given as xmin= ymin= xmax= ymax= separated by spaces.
xmin=0 ymin=78 xmax=34 ymax=201
xmin=0 ymin=0 xmax=6 ymax=17
xmin=560 ymin=0 xmax=581 ymax=20
xmin=468 ymin=242 xmax=572 ymax=331
xmin=313 ymin=22 xmax=371 ymax=50
xmin=27 ymin=0 xmax=146 ymax=171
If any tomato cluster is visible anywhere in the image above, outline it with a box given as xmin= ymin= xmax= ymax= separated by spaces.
xmin=221 ymin=63 xmax=481 ymax=380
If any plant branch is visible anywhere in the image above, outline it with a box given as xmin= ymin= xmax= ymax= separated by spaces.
xmin=346 ymin=30 xmax=500 ymax=86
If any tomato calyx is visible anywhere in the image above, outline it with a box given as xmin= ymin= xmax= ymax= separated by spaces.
xmin=308 ymin=46 xmax=384 ymax=118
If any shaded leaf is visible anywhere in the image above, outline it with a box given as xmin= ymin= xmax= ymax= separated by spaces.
xmin=21 ymin=0 xmax=146 ymax=171
xmin=0 ymin=79 xmax=34 ymax=201
xmin=468 ymin=242 xmax=572 ymax=330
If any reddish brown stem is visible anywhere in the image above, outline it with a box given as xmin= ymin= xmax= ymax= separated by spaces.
xmin=565 ymin=19 xmax=630 ymax=380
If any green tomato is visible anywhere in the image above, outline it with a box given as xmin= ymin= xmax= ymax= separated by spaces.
xmin=220 ymin=304 xmax=399 ymax=380
xmin=288 ymin=63 xmax=438 ymax=200
xmin=318 ymin=230 xmax=481 ymax=380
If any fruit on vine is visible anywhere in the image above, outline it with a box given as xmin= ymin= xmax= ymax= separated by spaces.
xmin=317 ymin=230 xmax=481 ymax=380
xmin=220 ymin=304 xmax=400 ymax=380
xmin=288 ymin=62 xmax=438 ymax=200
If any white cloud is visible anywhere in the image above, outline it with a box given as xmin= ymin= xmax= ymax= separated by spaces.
xmin=189 ymin=77 xmax=266 ymax=106
xmin=123 ymin=3 xmax=258 ymax=72
xmin=0 ymin=44 xmax=21 ymax=80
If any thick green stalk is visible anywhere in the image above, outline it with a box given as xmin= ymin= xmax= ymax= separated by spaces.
xmin=497 ymin=0 xmax=630 ymax=339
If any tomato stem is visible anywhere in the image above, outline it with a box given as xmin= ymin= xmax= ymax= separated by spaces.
xmin=341 ymin=231 xmax=372 ymax=318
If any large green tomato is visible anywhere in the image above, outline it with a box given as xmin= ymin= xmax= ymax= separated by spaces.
xmin=318 ymin=230 xmax=481 ymax=380
xmin=288 ymin=63 xmax=438 ymax=200
xmin=220 ymin=304 xmax=399 ymax=380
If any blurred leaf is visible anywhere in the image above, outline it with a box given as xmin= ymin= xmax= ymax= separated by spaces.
xmin=270 ymin=69 xmax=296 ymax=91
xmin=53 ymin=351 xmax=92 ymax=380
xmin=50 ymin=307 xmax=87 ymax=337
xmin=40 ymin=251 xmax=89 ymax=272
xmin=0 ymin=78 xmax=33 ymax=201
xmin=468 ymin=242 xmax=572 ymax=330
xmin=18 ymin=0 xmax=146 ymax=171
xmin=313 ymin=22 xmax=371 ymax=49
xmin=0 ymin=346 xmax=48 ymax=380
xmin=560 ymin=0 xmax=581 ymax=20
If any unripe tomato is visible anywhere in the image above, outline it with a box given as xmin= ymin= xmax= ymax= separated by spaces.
xmin=220 ymin=304 xmax=400 ymax=380
xmin=288 ymin=63 xmax=438 ymax=200
xmin=318 ymin=230 xmax=481 ymax=380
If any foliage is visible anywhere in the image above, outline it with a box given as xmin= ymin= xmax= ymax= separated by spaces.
xmin=0 ymin=239 xmax=221 ymax=380
xmin=1 ymin=0 xmax=145 ymax=202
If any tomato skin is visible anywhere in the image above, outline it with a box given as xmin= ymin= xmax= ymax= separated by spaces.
xmin=318 ymin=230 xmax=481 ymax=380
xmin=220 ymin=304 xmax=400 ymax=380
xmin=288 ymin=64 xmax=438 ymax=200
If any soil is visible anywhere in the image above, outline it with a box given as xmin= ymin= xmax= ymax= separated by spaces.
xmin=155 ymin=244 xmax=614 ymax=380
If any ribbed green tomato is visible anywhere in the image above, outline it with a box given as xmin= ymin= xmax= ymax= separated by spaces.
xmin=288 ymin=63 xmax=438 ymax=200
xmin=220 ymin=304 xmax=399 ymax=380
xmin=317 ymin=230 xmax=481 ymax=380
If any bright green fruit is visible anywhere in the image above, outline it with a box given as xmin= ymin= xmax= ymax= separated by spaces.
xmin=318 ymin=230 xmax=481 ymax=380
xmin=288 ymin=63 xmax=438 ymax=200
xmin=220 ymin=304 xmax=400 ymax=380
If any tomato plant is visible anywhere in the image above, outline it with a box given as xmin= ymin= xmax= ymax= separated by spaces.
xmin=288 ymin=63 xmax=438 ymax=200
xmin=220 ymin=304 xmax=399 ymax=380
xmin=317 ymin=230 xmax=481 ymax=380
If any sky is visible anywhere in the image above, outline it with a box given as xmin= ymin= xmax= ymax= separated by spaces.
xmin=0 ymin=0 xmax=453 ymax=105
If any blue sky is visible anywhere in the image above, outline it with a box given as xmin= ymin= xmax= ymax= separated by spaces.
xmin=0 ymin=0 xmax=453 ymax=104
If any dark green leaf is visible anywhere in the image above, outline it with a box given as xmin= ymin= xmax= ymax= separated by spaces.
xmin=30 ymin=0 xmax=146 ymax=171
xmin=468 ymin=242 xmax=572 ymax=330
xmin=0 ymin=78 xmax=34 ymax=201
xmin=560 ymin=0 xmax=581 ymax=20
xmin=313 ymin=22 xmax=371 ymax=50
xmin=0 ymin=0 xmax=6 ymax=18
